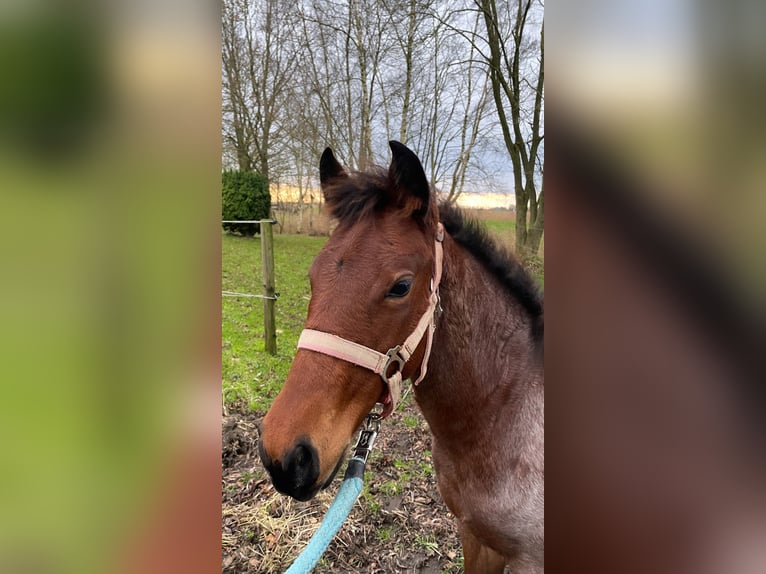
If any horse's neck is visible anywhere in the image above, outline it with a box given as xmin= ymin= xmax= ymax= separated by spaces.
xmin=415 ymin=236 xmax=541 ymax=443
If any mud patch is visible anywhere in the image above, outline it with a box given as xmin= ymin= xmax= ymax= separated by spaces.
xmin=222 ymin=398 xmax=466 ymax=573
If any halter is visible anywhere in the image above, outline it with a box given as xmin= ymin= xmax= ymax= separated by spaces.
xmin=296 ymin=223 xmax=445 ymax=419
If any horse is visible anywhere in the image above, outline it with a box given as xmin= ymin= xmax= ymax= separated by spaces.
xmin=258 ymin=141 xmax=544 ymax=573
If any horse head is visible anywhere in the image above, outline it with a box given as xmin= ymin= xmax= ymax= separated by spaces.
xmin=258 ymin=142 xmax=440 ymax=500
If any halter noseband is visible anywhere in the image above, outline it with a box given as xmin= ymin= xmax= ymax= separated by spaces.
xmin=296 ymin=223 xmax=445 ymax=419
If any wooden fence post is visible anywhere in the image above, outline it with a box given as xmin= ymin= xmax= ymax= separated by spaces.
xmin=261 ymin=220 xmax=277 ymax=355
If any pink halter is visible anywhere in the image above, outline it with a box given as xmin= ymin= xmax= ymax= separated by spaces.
xmin=296 ymin=223 xmax=445 ymax=418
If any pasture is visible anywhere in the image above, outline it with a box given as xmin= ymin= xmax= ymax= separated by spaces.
xmin=223 ymin=233 xmax=325 ymax=412
xmin=222 ymin=210 xmax=539 ymax=573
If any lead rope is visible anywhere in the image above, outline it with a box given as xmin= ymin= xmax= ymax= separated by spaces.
xmin=283 ymin=415 xmax=381 ymax=574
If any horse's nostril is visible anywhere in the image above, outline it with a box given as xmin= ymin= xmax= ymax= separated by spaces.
xmin=289 ymin=441 xmax=318 ymax=484
xmin=294 ymin=445 xmax=308 ymax=466
xmin=261 ymin=437 xmax=320 ymax=501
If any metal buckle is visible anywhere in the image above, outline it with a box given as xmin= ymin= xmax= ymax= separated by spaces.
xmin=381 ymin=345 xmax=405 ymax=384
xmin=363 ymin=413 xmax=382 ymax=431
xmin=436 ymin=223 xmax=444 ymax=242
xmin=351 ymin=414 xmax=380 ymax=464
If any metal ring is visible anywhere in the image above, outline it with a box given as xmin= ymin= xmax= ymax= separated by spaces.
xmin=381 ymin=346 xmax=405 ymax=384
xmin=364 ymin=413 xmax=382 ymax=431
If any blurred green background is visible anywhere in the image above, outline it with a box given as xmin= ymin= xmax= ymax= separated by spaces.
xmin=0 ymin=1 xmax=220 ymax=573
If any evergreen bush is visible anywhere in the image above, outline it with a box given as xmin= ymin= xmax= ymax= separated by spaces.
xmin=221 ymin=170 xmax=270 ymax=236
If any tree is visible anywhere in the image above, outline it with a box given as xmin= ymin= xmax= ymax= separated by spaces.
xmin=387 ymin=1 xmax=496 ymax=198
xmin=222 ymin=0 xmax=253 ymax=171
xmin=221 ymin=0 xmax=542 ymax=223
xmin=476 ymin=0 xmax=544 ymax=257
xmin=221 ymin=0 xmax=299 ymax=181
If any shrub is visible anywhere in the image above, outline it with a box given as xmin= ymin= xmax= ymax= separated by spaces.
xmin=222 ymin=170 xmax=270 ymax=236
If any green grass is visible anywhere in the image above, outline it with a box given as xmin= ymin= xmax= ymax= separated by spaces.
xmin=363 ymin=489 xmax=382 ymax=514
xmin=479 ymin=218 xmax=544 ymax=287
xmin=481 ymin=218 xmax=516 ymax=234
xmin=377 ymin=527 xmax=393 ymax=542
xmin=415 ymin=533 xmax=440 ymax=554
xmin=379 ymin=479 xmax=403 ymax=496
xmin=222 ymin=232 xmax=327 ymax=411
xmin=474 ymin=218 xmax=516 ymax=254
xmin=402 ymin=414 xmax=420 ymax=428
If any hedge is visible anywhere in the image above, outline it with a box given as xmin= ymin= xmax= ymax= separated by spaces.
xmin=222 ymin=170 xmax=270 ymax=236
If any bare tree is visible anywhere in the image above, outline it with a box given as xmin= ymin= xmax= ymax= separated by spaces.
xmin=221 ymin=0 xmax=299 ymax=181
xmin=476 ymin=0 xmax=544 ymax=256
xmin=445 ymin=57 xmax=493 ymax=203
xmin=383 ymin=0 xmax=433 ymax=145
xmin=393 ymin=3 xmax=496 ymax=199
xmin=222 ymin=0 xmax=253 ymax=171
xmin=222 ymin=0 xmax=541 ymax=224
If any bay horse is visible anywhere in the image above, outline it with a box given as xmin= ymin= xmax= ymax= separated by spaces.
xmin=258 ymin=141 xmax=544 ymax=573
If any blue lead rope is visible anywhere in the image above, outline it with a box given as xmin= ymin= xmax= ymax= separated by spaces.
xmin=283 ymin=418 xmax=380 ymax=574
xmin=283 ymin=471 xmax=363 ymax=574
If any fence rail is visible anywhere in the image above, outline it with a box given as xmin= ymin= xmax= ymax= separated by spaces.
xmin=222 ymin=290 xmax=277 ymax=300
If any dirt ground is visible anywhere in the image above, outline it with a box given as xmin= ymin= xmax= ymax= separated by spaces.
xmin=222 ymin=398 xmax=466 ymax=573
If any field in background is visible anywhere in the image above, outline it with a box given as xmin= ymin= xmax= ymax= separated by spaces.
xmin=222 ymin=233 xmax=326 ymax=411
xmin=468 ymin=208 xmax=516 ymax=250
xmin=272 ymin=204 xmax=331 ymax=236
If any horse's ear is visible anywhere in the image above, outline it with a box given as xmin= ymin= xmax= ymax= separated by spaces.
xmin=319 ymin=147 xmax=346 ymax=190
xmin=388 ymin=140 xmax=430 ymax=217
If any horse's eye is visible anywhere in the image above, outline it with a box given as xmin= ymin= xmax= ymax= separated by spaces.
xmin=387 ymin=278 xmax=412 ymax=298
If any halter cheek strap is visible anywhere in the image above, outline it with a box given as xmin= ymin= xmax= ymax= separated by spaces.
xmin=296 ymin=223 xmax=445 ymax=419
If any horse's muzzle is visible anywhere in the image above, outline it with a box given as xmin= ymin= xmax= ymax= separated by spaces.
xmin=258 ymin=436 xmax=320 ymax=501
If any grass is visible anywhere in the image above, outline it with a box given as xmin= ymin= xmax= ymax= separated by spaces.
xmin=392 ymin=455 xmax=434 ymax=480
xmin=362 ymin=490 xmax=382 ymax=514
xmin=377 ymin=527 xmax=393 ymax=542
xmin=223 ymin=487 xmax=338 ymax=573
xmin=222 ymin=232 xmax=327 ymax=411
xmin=415 ymin=533 xmax=440 ymax=554
xmin=479 ymin=217 xmax=516 ymax=249
xmin=403 ymin=414 xmax=420 ymax=428
xmin=379 ymin=479 xmax=403 ymax=496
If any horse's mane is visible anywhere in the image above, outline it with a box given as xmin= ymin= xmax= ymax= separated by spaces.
xmin=323 ymin=167 xmax=543 ymax=342
xmin=438 ymin=202 xmax=544 ymax=342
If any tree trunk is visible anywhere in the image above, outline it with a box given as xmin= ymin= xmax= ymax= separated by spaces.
xmin=524 ymin=186 xmax=544 ymax=256
xmin=527 ymin=221 xmax=543 ymax=255
xmin=399 ymin=0 xmax=417 ymax=144
xmin=477 ymin=0 xmax=543 ymax=258
xmin=515 ymin=199 xmax=527 ymax=252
